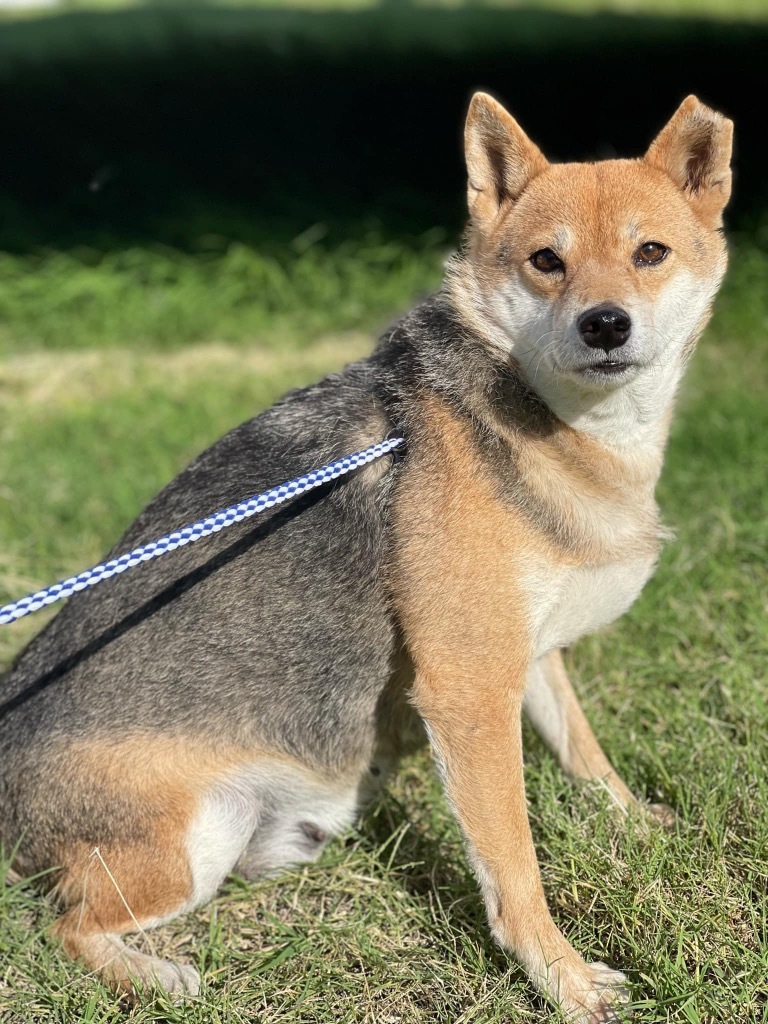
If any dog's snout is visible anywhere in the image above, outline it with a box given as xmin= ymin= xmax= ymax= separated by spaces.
xmin=578 ymin=306 xmax=632 ymax=353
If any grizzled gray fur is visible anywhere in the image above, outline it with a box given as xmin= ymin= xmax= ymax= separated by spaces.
xmin=0 ymin=294 xmax=522 ymax=870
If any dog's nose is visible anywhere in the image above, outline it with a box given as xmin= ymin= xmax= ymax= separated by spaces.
xmin=578 ymin=306 xmax=631 ymax=353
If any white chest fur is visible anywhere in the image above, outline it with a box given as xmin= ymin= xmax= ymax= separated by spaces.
xmin=526 ymin=554 xmax=658 ymax=660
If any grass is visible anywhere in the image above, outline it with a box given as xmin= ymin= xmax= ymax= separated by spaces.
xmin=1 ymin=254 xmax=767 ymax=1023
xmin=1 ymin=0 xmax=767 ymax=361
xmin=0 ymin=231 xmax=447 ymax=355
xmin=1 ymin=1 xmax=767 ymax=1021
xmin=5 ymin=0 xmax=768 ymax=22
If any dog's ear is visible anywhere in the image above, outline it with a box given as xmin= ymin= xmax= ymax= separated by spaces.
xmin=464 ymin=92 xmax=548 ymax=226
xmin=645 ymin=95 xmax=733 ymax=227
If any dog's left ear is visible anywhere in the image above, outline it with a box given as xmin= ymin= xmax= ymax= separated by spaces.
xmin=645 ymin=95 xmax=733 ymax=227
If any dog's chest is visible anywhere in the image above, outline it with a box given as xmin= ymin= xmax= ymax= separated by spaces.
xmin=526 ymin=553 xmax=658 ymax=659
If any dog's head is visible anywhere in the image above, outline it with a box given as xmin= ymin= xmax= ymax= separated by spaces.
xmin=449 ymin=93 xmax=732 ymax=438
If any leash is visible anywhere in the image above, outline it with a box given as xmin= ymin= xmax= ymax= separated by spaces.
xmin=0 ymin=437 xmax=404 ymax=626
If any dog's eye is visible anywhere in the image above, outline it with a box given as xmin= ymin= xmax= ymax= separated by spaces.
xmin=530 ymin=248 xmax=565 ymax=274
xmin=635 ymin=241 xmax=669 ymax=266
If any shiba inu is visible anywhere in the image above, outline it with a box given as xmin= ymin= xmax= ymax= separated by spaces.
xmin=0 ymin=92 xmax=732 ymax=1021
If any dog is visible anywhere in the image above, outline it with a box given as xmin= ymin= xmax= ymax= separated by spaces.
xmin=0 ymin=92 xmax=732 ymax=1022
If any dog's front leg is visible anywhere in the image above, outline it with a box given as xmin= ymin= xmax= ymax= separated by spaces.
xmin=524 ymin=649 xmax=674 ymax=827
xmin=391 ymin=405 xmax=629 ymax=1018
xmin=412 ymin=668 xmax=629 ymax=1023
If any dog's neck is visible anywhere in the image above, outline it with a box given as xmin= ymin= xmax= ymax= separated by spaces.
xmin=384 ymin=296 xmax=681 ymax=493
xmin=480 ymin=365 xmax=672 ymax=500
xmin=524 ymin=365 xmax=682 ymax=477
xmin=442 ymin=296 xmax=682 ymax=487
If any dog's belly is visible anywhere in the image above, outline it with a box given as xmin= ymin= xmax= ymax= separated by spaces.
xmin=527 ymin=555 xmax=658 ymax=659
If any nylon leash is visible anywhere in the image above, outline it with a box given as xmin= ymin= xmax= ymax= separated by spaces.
xmin=0 ymin=437 xmax=404 ymax=626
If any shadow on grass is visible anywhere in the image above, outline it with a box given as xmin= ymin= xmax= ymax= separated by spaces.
xmin=0 ymin=3 xmax=766 ymax=255
xmin=354 ymin=787 xmax=524 ymax=981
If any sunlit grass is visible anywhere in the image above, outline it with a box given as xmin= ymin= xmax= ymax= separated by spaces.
xmin=1 ymin=273 xmax=766 ymax=1021
xmin=0 ymin=1 xmax=766 ymax=1018
xmin=0 ymin=232 xmax=446 ymax=354
xmin=4 ymin=0 xmax=767 ymax=22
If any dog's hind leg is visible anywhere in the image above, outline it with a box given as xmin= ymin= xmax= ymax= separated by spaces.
xmin=55 ymin=918 xmax=201 ymax=998
xmin=234 ymin=773 xmax=360 ymax=880
xmin=52 ymin=837 xmax=203 ymax=998
xmin=44 ymin=744 xmax=363 ymax=994
xmin=44 ymin=741 xmax=275 ymax=997
xmin=524 ymin=648 xmax=674 ymax=826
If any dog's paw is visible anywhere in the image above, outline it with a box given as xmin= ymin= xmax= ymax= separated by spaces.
xmin=557 ymin=961 xmax=630 ymax=1023
xmin=646 ymin=802 xmax=676 ymax=830
xmin=110 ymin=951 xmax=201 ymax=1004
xmin=618 ymin=799 xmax=676 ymax=836
xmin=583 ymin=961 xmax=630 ymax=1021
xmin=144 ymin=958 xmax=201 ymax=997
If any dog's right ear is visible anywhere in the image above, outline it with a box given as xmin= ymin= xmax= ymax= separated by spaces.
xmin=464 ymin=92 xmax=548 ymax=227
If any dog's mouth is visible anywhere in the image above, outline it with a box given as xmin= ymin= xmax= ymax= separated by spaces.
xmin=578 ymin=358 xmax=635 ymax=378
xmin=550 ymin=353 xmax=644 ymax=384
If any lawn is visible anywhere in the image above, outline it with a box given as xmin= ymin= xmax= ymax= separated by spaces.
xmin=5 ymin=0 xmax=768 ymax=22
xmin=1 ymin=2 xmax=767 ymax=1022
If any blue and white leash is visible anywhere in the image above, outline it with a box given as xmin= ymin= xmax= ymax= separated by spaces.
xmin=0 ymin=437 xmax=404 ymax=627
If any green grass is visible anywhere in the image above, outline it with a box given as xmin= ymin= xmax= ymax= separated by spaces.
xmin=6 ymin=0 xmax=768 ymax=22
xmin=1 ymin=2 xmax=767 ymax=1021
xmin=1 ymin=249 xmax=767 ymax=1022
xmin=0 ymin=231 xmax=446 ymax=355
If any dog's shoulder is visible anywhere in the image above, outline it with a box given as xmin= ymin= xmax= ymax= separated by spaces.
xmin=379 ymin=293 xmax=663 ymax=558
xmin=382 ymin=296 xmax=666 ymax=669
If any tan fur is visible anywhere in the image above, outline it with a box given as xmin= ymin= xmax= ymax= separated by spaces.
xmin=524 ymin=649 xmax=674 ymax=827
xmin=645 ymin=94 xmax=733 ymax=229
xmin=519 ymin=429 xmax=662 ymax=559
xmin=391 ymin=400 xmax=534 ymax=686
xmin=47 ymin=737 xmax=327 ymax=996
xmin=465 ymin=92 xmax=549 ymax=220
xmin=389 ymin=401 xmax=636 ymax=1017
xmin=451 ymin=157 xmax=728 ymax=355
xmin=451 ymin=97 xmax=730 ymax=439
xmin=384 ymin=92 xmax=733 ymax=1020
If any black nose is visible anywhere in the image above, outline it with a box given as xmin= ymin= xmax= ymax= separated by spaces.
xmin=578 ymin=306 xmax=632 ymax=353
